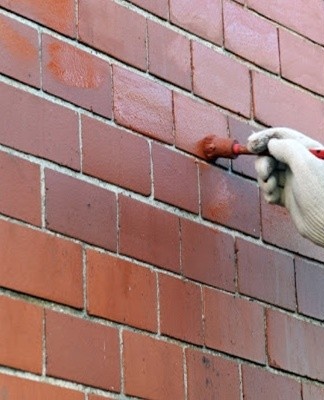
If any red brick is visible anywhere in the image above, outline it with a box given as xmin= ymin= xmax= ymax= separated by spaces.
xmin=192 ymin=42 xmax=251 ymax=117
xmin=252 ymin=71 xmax=324 ymax=140
xmin=242 ymin=365 xmax=301 ymax=400
xmin=303 ymin=383 xmax=324 ymax=400
xmin=119 ymin=196 xmax=180 ymax=272
xmin=152 ymin=143 xmax=199 ymax=213
xmin=82 ymin=116 xmax=151 ymax=195
xmin=170 ymin=0 xmax=222 ymax=45
xmin=88 ymin=396 xmax=113 ymax=400
xmin=123 ymin=331 xmax=184 ymax=400
xmin=228 ymin=117 xmax=257 ymax=179
xmin=224 ymin=1 xmax=279 ymax=73
xmin=186 ymin=349 xmax=240 ymax=400
xmin=131 ymin=0 xmax=168 ymax=18
xmin=174 ymin=92 xmax=228 ymax=159
xmin=148 ymin=21 xmax=191 ymax=90
xmin=267 ymin=309 xmax=324 ymax=380
xmin=0 ymin=83 xmax=80 ymax=169
xmin=280 ymin=29 xmax=324 ymax=96
xmin=79 ymin=0 xmax=146 ymax=70
xmin=45 ymin=170 xmax=117 ymax=250
xmin=0 ymin=296 xmax=43 ymax=373
xmin=0 ymin=14 xmax=39 ymax=87
xmin=0 ymin=0 xmax=76 ymax=37
xmin=159 ymin=274 xmax=203 ymax=344
xmin=42 ymin=35 xmax=112 ymax=118
xmin=237 ymin=238 xmax=295 ymax=310
xmin=200 ymin=163 xmax=260 ymax=236
xmin=295 ymin=257 xmax=324 ymax=320
xmin=181 ymin=219 xmax=235 ymax=291
xmin=247 ymin=0 xmax=324 ymax=45
xmin=0 ymin=374 xmax=84 ymax=400
xmin=114 ymin=66 xmax=173 ymax=144
xmin=261 ymin=199 xmax=324 ymax=263
xmin=204 ymin=288 xmax=266 ymax=362
xmin=87 ymin=250 xmax=157 ymax=332
xmin=46 ymin=310 xmax=120 ymax=391
xmin=0 ymin=152 xmax=41 ymax=226
xmin=0 ymin=220 xmax=83 ymax=308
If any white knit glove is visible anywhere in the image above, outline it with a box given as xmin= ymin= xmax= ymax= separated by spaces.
xmin=247 ymin=128 xmax=324 ymax=246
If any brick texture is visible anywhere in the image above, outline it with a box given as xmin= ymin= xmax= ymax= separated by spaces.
xmin=131 ymin=0 xmax=168 ymax=18
xmin=303 ymin=383 xmax=324 ymax=400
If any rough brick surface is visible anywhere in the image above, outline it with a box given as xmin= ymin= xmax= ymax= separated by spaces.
xmin=0 ymin=296 xmax=43 ymax=374
xmin=303 ymin=383 xmax=324 ymax=400
xmin=46 ymin=311 xmax=120 ymax=391
xmin=87 ymin=250 xmax=157 ymax=332
xmin=131 ymin=0 xmax=168 ymax=18
xmin=123 ymin=331 xmax=184 ymax=400
xmin=0 ymin=220 xmax=83 ymax=308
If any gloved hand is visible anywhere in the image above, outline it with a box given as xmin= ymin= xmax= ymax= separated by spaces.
xmin=247 ymin=127 xmax=324 ymax=246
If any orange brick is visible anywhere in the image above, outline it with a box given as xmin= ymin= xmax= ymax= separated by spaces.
xmin=123 ymin=331 xmax=184 ymax=400
xmin=42 ymin=35 xmax=112 ymax=118
xmin=242 ymin=365 xmax=301 ymax=400
xmin=119 ymin=195 xmax=180 ymax=272
xmin=0 ymin=82 xmax=80 ymax=170
xmin=82 ymin=116 xmax=151 ymax=196
xmin=303 ymin=383 xmax=324 ymax=400
xmin=252 ymin=71 xmax=324 ymax=140
xmin=0 ymin=0 xmax=76 ymax=37
xmin=0 ymin=296 xmax=43 ymax=374
xmin=45 ymin=170 xmax=117 ymax=250
xmin=46 ymin=311 xmax=120 ymax=391
xmin=88 ymin=396 xmax=113 ymax=400
xmin=87 ymin=250 xmax=157 ymax=332
xmin=159 ymin=274 xmax=203 ymax=345
xmin=224 ymin=0 xmax=279 ymax=72
xmin=148 ymin=20 xmax=191 ymax=90
xmin=237 ymin=238 xmax=296 ymax=310
xmin=186 ymin=349 xmax=240 ymax=400
xmin=79 ymin=0 xmax=146 ymax=70
xmin=131 ymin=0 xmax=168 ymax=18
xmin=267 ymin=309 xmax=324 ymax=380
xmin=192 ymin=42 xmax=251 ymax=117
xmin=181 ymin=218 xmax=236 ymax=291
xmin=0 ymin=374 xmax=84 ymax=400
xmin=113 ymin=66 xmax=173 ymax=144
xmin=170 ymin=0 xmax=223 ymax=45
xmin=0 ymin=14 xmax=39 ymax=87
xmin=0 ymin=220 xmax=83 ymax=308
xmin=204 ymin=288 xmax=266 ymax=363
xmin=200 ymin=163 xmax=260 ymax=236
xmin=152 ymin=143 xmax=199 ymax=213
xmin=0 ymin=151 xmax=41 ymax=226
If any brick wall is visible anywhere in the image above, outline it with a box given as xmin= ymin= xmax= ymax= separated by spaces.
xmin=0 ymin=1 xmax=324 ymax=399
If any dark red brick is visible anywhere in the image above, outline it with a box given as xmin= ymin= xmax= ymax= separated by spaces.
xmin=0 ymin=296 xmax=43 ymax=374
xmin=170 ymin=0 xmax=223 ymax=45
xmin=204 ymin=287 xmax=266 ymax=363
xmin=87 ymin=250 xmax=157 ymax=332
xmin=119 ymin=195 xmax=180 ymax=272
xmin=82 ymin=116 xmax=151 ymax=195
xmin=114 ymin=66 xmax=173 ymax=144
xmin=46 ymin=310 xmax=120 ymax=391
xmin=200 ymin=163 xmax=260 ymax=236
xmin=186 ymin=349 xmax=240 ymax=400
xmin=181 ymin=218 xmax=235 ymax=291
xmin=0 ymin=14 xmax=39 ymax=87
xmin=79 ymin=0 xmax=146 ymax=69
xmin=0 ymin=82 xmax=80 ymax=169
xmin=224 ymin=1 xmax=279 ymax=73
xmin=192 ymin=41 xmax=251 ymax=117
xmin=123 ymin=331 xmax=184 ymax=400
xmin=152 ymin=143 xmax=199 ymax=213
xmin=42 ymin=35 xmax=112 ymax=118
xmin=159 ymin=274 xmax=203 ymax=344
xmin=237 ymin=238 xmax=296 ymax=310
xmin=131 ymin=0 xmax=168 ymax=18
xmin=0 ymin=220 xmax=83 ymax=308
xmin=0 ymin=151 xmax=41 ymax=226
xmin=45 ymin=170 xmax=117 ymax=250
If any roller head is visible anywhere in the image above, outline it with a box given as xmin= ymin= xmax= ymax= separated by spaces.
xmin=202 ymin=135 xmax=238 ymax=160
